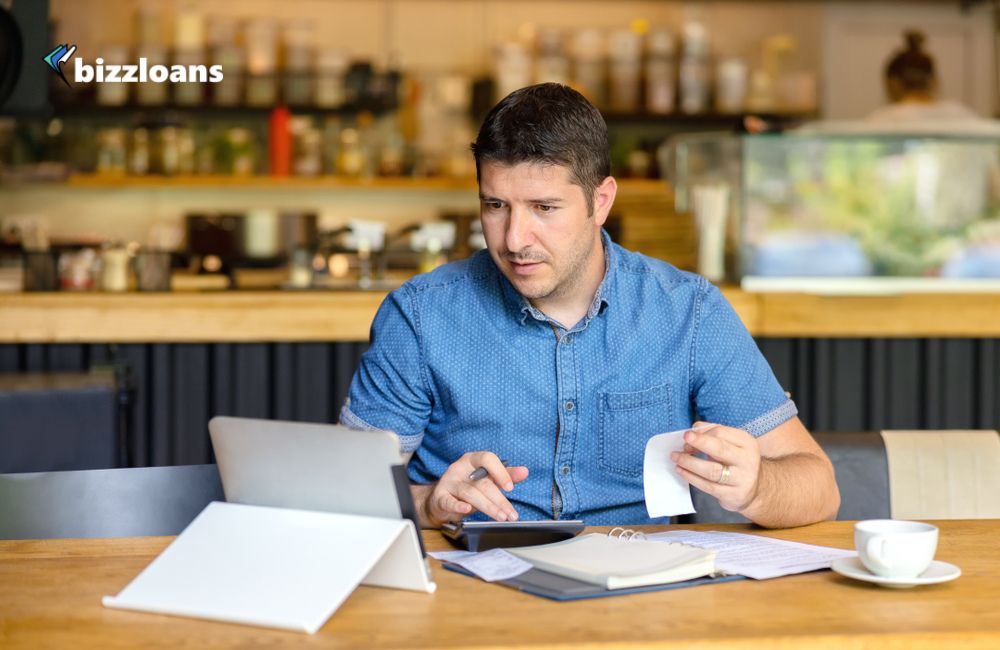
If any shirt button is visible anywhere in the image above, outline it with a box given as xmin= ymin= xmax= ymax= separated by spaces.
xmin=563 ymin=334 xmax=572 ymax=344
xmin=564 ymin=400 xmax=574 ymax=411
xmin=560 ymin=465 xmax=571 ymax=475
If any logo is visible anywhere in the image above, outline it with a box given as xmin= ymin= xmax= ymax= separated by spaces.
xmin=43 ymin=44 xmax=77 ymax=87
xmin=42 ymin=45 xmax=224 ymax=87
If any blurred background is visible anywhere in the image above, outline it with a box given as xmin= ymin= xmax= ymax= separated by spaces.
xmin=0 ymin=1 xmax=998 ymax=472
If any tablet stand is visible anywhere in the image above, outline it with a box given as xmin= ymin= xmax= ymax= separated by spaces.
xmin=103 ymin=501 xmax=435 ymax=633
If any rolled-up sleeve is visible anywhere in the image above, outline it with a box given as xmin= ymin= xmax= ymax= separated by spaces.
xmin=690 ymin=280 xmax=797 ymax=437
xmin=339 ymin=286 xmax=431 ymax=453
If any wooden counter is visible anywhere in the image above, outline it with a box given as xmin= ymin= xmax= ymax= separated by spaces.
xmin=0 ymin=288 xmax=997 ymax=342
xmin=1 ymin=520 xmax=998 ymax=649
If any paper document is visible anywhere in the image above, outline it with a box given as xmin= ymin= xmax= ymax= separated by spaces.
xmin=428 ymin=550 xmax=478 ymax=562
xmin=647 ymin=530 xmax=856 ymax=580
xmin=449 ymin=548 xmax=533 ymax=582
xmin=644 ymin=429 xmax=696 ymax=518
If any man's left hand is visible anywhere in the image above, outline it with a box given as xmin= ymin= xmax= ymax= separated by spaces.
xmin=671 ymin=421 xmax=761 ymax=513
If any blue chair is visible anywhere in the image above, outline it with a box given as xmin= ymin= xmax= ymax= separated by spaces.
xmin=685 ymin=432 xmax=891 ymax=524
xmin=0 ymin=464 xmax=224 ymax=539
xmin=0 ymin=373 xmax=119 ymax=472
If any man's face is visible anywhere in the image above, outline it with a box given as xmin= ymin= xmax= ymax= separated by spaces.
xmin=478 ymin=161 xmax=607 ymax=305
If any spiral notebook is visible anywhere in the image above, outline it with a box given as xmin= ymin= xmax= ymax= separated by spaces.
xmin=509 ymin=529 xmax=715 ymax=590
xmin=443 ymin=528 xmax=742 ymax=601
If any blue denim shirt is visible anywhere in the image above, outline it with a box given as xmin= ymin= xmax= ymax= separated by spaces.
xmin=341 ymin=230 xmax=796 ymax=525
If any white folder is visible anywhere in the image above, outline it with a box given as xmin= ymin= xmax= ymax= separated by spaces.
xmin=103 ymin=501 xmax=436 ymax=634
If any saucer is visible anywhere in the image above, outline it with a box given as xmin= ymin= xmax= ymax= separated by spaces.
xmin=831 ymin=556 xmax=961 ymax=588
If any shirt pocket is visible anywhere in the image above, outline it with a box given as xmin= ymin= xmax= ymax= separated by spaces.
xmin=598 ymin=382 xmax=673 ymax=477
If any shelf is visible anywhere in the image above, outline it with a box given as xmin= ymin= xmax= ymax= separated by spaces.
xmin=601 ymin=111 xmax=817 ymax=125
xmin=59 ymin=174 xmax=670 ymax=195
xmin=48 ymin=101 xmax=397 ymax=123
xmin=42 ymin=100 xmax=815 ymax=127
xmin=64 ymin=174 xmax=480 ymax=191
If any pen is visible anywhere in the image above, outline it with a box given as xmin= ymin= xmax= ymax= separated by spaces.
xmin=469 ymin=459 xmax=509 ymax=481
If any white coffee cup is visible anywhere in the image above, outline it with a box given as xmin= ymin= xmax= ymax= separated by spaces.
xmin=854 ymin=520 xmax=938 ymax=578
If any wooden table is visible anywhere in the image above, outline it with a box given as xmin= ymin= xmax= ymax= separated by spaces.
xmin=1 ymin=520 xmax=997 ymax=649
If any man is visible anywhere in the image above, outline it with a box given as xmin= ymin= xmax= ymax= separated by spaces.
xmin=341 ymin=83 xmax=840 ymax=529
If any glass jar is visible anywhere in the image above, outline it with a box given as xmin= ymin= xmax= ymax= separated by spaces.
xmin=645 ymin=29 xmax=676 ymax=114
xmin=96 ymin=45 xmax=130 ymax=106
xmin=136 ymin=45 xmax=169 ymax=106
xmin=608 ymin=29 xmax=642 ymax=113
xmin=535 ymin=28 xmax=569 ymax=85
xmin=679 ymin=19 xmax=711 ymax=114
xmin=571 ymin=29 xmax=606 ymax=109
xmin=173 ymin=6 xmax=206 ymax=106
xmin=246 ymin=19 xmax=279 ymax=107
xmin=211 ymin=17 xmax=244 ymax=106
xmin=715 ymin=57 xmax=748 ymax=113
xmin=315 ymin=49 xmax=349 ymax=108
xmin=494 ymin=42 xmax=532 ymax=100
xmin=100 ymin=243 xmax=132 ymax=292
xmin=283 ymin=21 xmax=315 ymax=106
xmin=135 ymin=249 xmax=172 ymax=291
xmin=58 ymin=248 xmax=99 ymax=291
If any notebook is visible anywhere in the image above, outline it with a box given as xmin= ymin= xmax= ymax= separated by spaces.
xmin=508 ymin=531 xmax=716 ymax=590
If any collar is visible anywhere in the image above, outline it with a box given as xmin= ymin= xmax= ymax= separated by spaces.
xmin=498 ymin=228 xmax=615 ymax=330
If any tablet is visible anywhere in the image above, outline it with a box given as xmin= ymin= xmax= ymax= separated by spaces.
xmin=441 ymin=519 xmax=585 ymax=551
xmin=208 ymin=415 xmax=426 ymax=557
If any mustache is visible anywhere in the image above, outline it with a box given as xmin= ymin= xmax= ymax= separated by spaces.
xmin=504 ymin=251 xmax=547 ymax=264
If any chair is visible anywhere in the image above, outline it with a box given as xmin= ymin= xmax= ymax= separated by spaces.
xmin=685 ymin=432 xmax=891 ymax=524
xmin=0 ymin=373 xmax=119 ymax=472
xmin=0 ymin=464 xmax=224 ymax=539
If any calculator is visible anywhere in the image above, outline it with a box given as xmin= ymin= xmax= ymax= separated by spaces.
xmin=441 ymin=519 xmax=585 ymax=551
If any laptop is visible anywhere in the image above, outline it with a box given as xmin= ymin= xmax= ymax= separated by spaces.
xmin=207 ymin=416 xmax=425 ymax=555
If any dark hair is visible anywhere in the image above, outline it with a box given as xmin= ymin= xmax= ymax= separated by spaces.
xmin=471 ymin=83 xmax=610 ymax=215
xmin=885 ymin=30 xmax=935 ymax=93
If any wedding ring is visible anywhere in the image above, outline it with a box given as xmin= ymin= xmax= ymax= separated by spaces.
xmin=718 ymin=464 xmax=731 ymax=485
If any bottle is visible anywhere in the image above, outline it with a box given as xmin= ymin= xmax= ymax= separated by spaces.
xmin=377 ymin=114 xmax=406 ymax=177
xmin=354 ymin=111 xmax=377 ymax=178
xmin=129 ymin=128 xmax=150 ymax=176
xmin=97 ymin=129 xmax=127 ymax=176
xmin=268 ymin=106 xmax=292 ymax=176
xmin=291 ymin=117 xmax=322 ymax=177
xmin=337 ymin=127 xmax=364 ymax=178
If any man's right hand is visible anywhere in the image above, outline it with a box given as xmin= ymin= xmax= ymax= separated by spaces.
xmin=410 ymin=451 xmax=529 ymax=529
